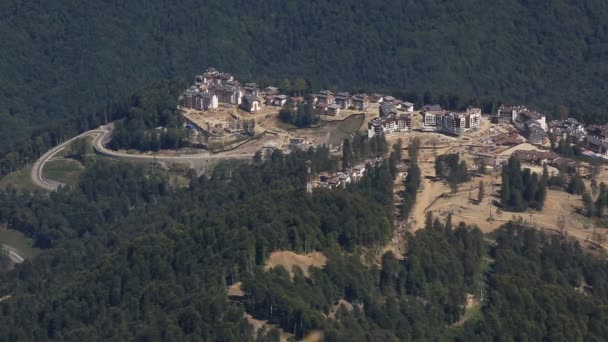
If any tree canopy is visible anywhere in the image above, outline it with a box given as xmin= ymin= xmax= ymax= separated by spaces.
xmin=2 ymin=0 xmax=608 ymax=155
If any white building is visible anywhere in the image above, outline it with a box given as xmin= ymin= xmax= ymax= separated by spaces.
xmin=423 ymin=109 xmax=480 ymax=135
xmin=368 ymin=114 xmax=411 ymax=138
xmin=403 ymin=102 xmax=415 ymax=112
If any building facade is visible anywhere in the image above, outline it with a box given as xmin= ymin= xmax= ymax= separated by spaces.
xmin=352 ymin=94 xmax=370 ymax=111
xmin=368 ymin=114 xmax=411 ymax=138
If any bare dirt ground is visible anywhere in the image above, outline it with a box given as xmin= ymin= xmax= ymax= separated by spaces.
xmin=227 ymin=282 xmax=244 ymax=297
xmin=383 ymin=115 xmax=608 ymax=249
xmin=420 ymin=173 xmax=602 ymax=244
xmin=244 ymin=313 xmax=292 ymax=342
xmin=498 ymin=142 xmax=541 ymax=156
xmin=327 ymin=299 xmax=354 ymax=319
xmin=264 ymin=251 xmax=327 ymax=277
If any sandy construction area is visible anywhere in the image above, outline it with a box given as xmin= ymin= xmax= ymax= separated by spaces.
xmin=418 ymin=173 xmax=602 ymax=245
xmin=264 ymin=251 xmax=327 ymax=277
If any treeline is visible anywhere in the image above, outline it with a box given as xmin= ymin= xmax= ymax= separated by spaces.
xmin=458 ymin=223 xmax=608 ymax=341
xmin=243 ymin=212 xmax=485 ymax=340
xmin=277 ymin=97 xmax=318 ymax=128
xmin=400 ymin=138 xmax=421 ymax=219
xmin=581 ymin=182 xmax=608 ymax=218
xmin=500 ymin=156 xmax=547 ymax=211
xmin=341 ymin=133 xmax=388 ymax=169
xmin=3 ymin=0 xmax=608 ymax=161
xmin=0 ymin=80 xmax=188 ymax=179
xmin=109 ymin=82 xmax=190 ymax=151
xmin=1 ymin=142 xmax=608 ymax=339
xmin=434 ymin=153 xmax=469 ymax=191
xmin=0 ymin=144 xmax=397 ymax=340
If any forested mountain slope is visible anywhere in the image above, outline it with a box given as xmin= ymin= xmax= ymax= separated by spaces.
xmin=1 ymin=150 xmax=607 ymax=340
xmin=1 ymin=0 xmax=607 ymax=148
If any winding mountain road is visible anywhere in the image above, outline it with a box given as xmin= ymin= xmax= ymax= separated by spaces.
xmin=31 ymin=125 xmax=254 ymax=191
xmin=1 ymin=244 xmax=26 ymax=263
xmin=30 ymin=128 xmax=107 ymax=191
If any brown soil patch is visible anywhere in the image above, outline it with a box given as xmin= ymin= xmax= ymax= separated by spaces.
xmin=327 ymin=299 xmax=354 ymax=319
xmin=244 ymin=313 xmax=292 ymax=341
xmin=265 ymin=251 xmax=327 ymax=277
xmin=420 ymin=173 xmax=604 ymax=247
xmin=227 ymin=281 xmax=244 ymax=297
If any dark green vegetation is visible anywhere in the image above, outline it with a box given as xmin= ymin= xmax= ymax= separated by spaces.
xmin=341 ymin=134 xmax=389 ymax=170
xmin=582 ymin=182 xmax=608 ymax=219
xmin=400 ymin=138 xmax=422 ymax=219
xmin=435 ymin=153 xmax=470 ymax=191
xmin=2 ymin=0 xmax=608 ymax=165
xmin=500 ymin=156 xmax=547 ymax=211
xmin=278 ymin=97 xmax=318 ymax=128
xmin=0 ymin=144 xmax=606 ymax=339
xmin=458 ymin=223 xmax=608 ymax=341
xmin=0 ymin=145 xmax=396 ymax=340
xmin=243 ymin=214 xmax=485 ymax=340
xmin=0 ymin=227 xmax=40 ymax=260
xmin=109 ymin=82 xmax=190 ymax=151
xmin=0 ymin=80 xmax=186 ymax=178
xmin=42 ymin=159 xmax=84 ymax=188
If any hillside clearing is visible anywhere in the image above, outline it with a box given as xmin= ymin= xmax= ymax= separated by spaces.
xmin=0 ymin=226 xmax=41 ymax=259
xmin=43 ymin=158 xmax=85 ymax=187
xmin=0 ymin=165 xmax=40 ymax=192
xmin=264 ymin=251 xmax=327 ymax=277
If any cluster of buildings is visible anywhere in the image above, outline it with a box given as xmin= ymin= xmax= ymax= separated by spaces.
xmin=311 ymin=90 xmax=374 ymax=115
xmin=547 ymin=117 xmax=608 ymax=158
xmin=315 ymin=164 xmax=368 ymax=189
xmin=481 ymin=128 xmax=524 ymax=147
xmin=548 ymin=118 xmax=586 ymax=143
xmin=367 ymin=99 xmax=413 ymax=138
xmin=495 ymin=105 xmax=548 ymax=144
xmin=311 ymin=90 xmax=415 ymax=117
xmin=179 ymin=67 xmax=291 ymax=114
xmin=422 ymin=105 xmax=481 ymax=135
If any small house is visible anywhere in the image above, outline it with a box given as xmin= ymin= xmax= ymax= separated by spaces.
xmin=327 ymin=103 xmax=341 ymax=116
xmin=240 ymin=94 xmax=260 ymax=113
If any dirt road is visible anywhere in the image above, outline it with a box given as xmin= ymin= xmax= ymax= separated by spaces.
xmin=32 ymin=125 xmax=261 ymax=191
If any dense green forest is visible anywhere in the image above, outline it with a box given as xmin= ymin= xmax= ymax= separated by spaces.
xmin=0 ymin=140 xmax=606 ymax=339
xmin=0 ymin=80 xmax=186 ymax=177
xmin=1 ymin=156 xmax=606 ymax=339
xmin=1 ymin=0 xmax=608 ymax=154
xmin=500 ymin=156 xmax=547 ymax=211
xmin=2 ymin=1 xmax=608 ymax=339
xmin=109 ymin=82 xmax=190 ymax=151
xmin=243 ymin=214 xmax=485 ymax=340
xmin=0 ymin=144 xmax=395 ymax=340
xmin=278 ymin=97 xmax=319 ymax=128
xmin=435 ymin=153 xmax=470 ymax=191
xmin=459 ymin=223 xmax=608 ymax=341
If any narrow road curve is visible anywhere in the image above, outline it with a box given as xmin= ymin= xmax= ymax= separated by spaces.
xmin=1 ymin=244 xmax=26 ymax=263
xmin=30 ymin=128 xmax=107 ymax=191
xmin=32 ymin=125 xmax=255 ymax=191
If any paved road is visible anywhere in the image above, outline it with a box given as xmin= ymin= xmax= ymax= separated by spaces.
xmin=31 ymin=125 xmax=254 ymax=191
xmin=30 ymin=128 xmax=107 ymax=191
xmin=91 ymin=127 xmax=253 ymax=162
xmin=1 ymin=244 xmax=26 ymax=263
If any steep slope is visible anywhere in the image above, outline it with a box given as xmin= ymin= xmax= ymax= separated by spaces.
xmin=1 ymin=0 xmax=607 ymax=147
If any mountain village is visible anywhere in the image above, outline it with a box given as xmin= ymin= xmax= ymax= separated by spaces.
xmin=172 ymin=68 xmax=608 ymax=249
xmin=178 ymin=67 xmax=608 ymax=167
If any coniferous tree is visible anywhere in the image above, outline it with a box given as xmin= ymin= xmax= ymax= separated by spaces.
xmin=478 ymin=181 xmax=485 ymax=203
xmin=582 ymin=191 xmax=594 ymax=217
xmin=342 ymin=138 xmax=352 ymax=170
xmin=501 ymin=156 xmax=546 ymax=212
xmin=566 ymin=172 xmax=586 ymax=195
